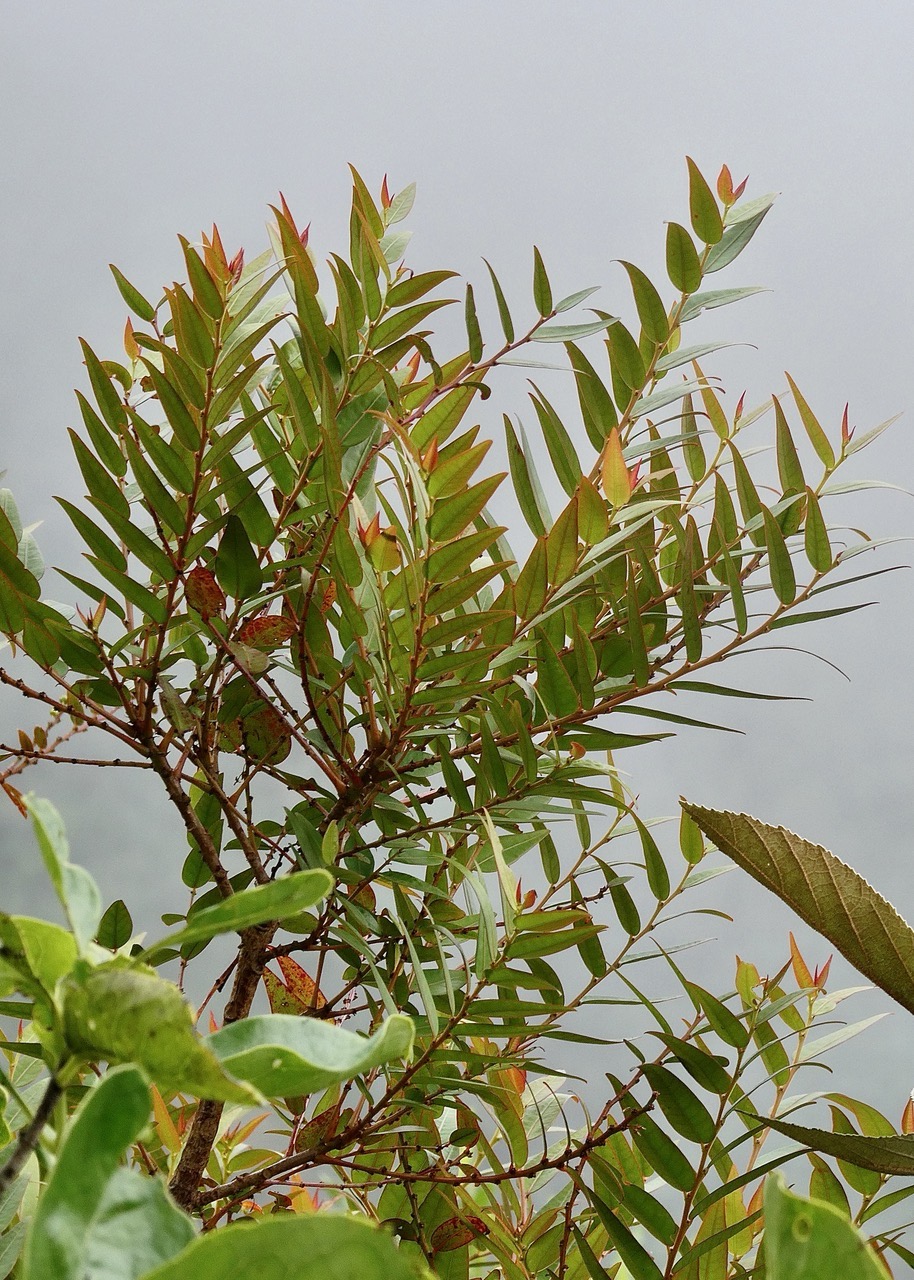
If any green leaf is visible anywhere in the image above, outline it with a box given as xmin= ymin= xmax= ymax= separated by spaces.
xmin=505 ymin=416 xmax=550 ymax=537
xmin=482 ymin=258 xmax=515 ymax=342
xmin=96 ymin=900 xmax=133 ymax=950
xmin=681 ymin=804 xmax=914 ymax=1018
xmin=679 ymin=287 xmax=766 ymax=325
xmin=109 ymin=265 xmax=157 ymax=322
xmin=21 ymin=1065 xmax=194 ymax=1280
xmin=566 ymin=341 xmax=617 ymax=449
xmin=785 ymin=373 xmax=835 ymax=470
xmin=25 ymin=796 xmax=102 ymax=955
xmin=215 ymin=513 xmax=261 ymax=599
xmin=773 ymin=395 xmax=805 ymax=493
xmin=0 ymin=915 xmax=77 ymax=995
xmin=619 ymin=261 xmax=669 ymax=344
xmin=206 ymin=1012 xmax=414 ymax=1096
xmin=585 ymin=1187 xmax=664 ymax=1279
xmin=686 ymin=157 xmax=724 ymax=245
xmin=144 ymin=869 xmax=332 ymax=959
xmin=642 ymin=1064 xmax=716 ymax=1143
xmin=763 ymin=1173 xmax=885 ymax=1278
xmin=665 ymin=222 xmax=702 ymax=294
xmin=762 ymin=505 xmax=797 ymax=605
xmin=530 ymin=388 xmax=582 ymax=497
xmin=705 ymin=194 xmax=775 ymax=273
xmin=465 ymin=283 xmax=483 ymax=364
xmin=532 ymin=316 xmax=618 ymax=343
xmin=141 ymin=1214 xmax=420 ymax=1280
xmin=532 ymin=246 xmax=553 ymax=316
xmin=804 ymin=488 xmax=832 ymax=573
xmin=61 ymin=961 xmax=258 ymax=1103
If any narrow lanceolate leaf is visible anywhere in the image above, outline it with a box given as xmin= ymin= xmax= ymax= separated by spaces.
xmin=465 ymin=282 xmax=483 ymax=363
xmin=761 ymin=506 xmax=796 ymax=605
xmin=505 ymin=416 xmax=550 ymax=536
xmin=773 ymin=395 xmax=805 ymax=493
xmin=686 ymin=156 xmax=724 ymax=245
xmin=680 ymin=393 xmax=705 ymax=482
xmin=804 ymin=487 xmax=832 ymax=572
xmin=785 ymin=372 xmax=836 ymax=469
xmin=704 ymin=195 xmax=775 ymax=273
xmin=532 ymin=246 xmax=553 ymax=316
xmin=483 ymin=258 xmax=515 ymax=342
xmin=619 ymin=261 xmax=669 ymax=344
xmin=679 ymin=287 xmax=766 ymax=325
xmin=680 ymin=805 xmax=914 ymax=1018
xmin=109 ymin=264 xmax=157 ymax=322
xmin=666 ymin=222 xmax=702 ymax=294
xmin=530 ymin=388 xmax=581 ymax=497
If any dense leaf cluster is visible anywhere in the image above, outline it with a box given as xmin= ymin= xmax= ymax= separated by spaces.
xmin=0 ymin=160 xmax=909 ymax=1277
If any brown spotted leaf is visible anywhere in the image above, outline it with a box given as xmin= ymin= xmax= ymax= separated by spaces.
xmin=263 ymin=967 xmax=307 ymax=1016
xmin=237 ymin=615 xmax=297 ymax=651
xmin=277 ymin=955 xmax=326 ymax=1011
xmin=185 ymin=566 xmax=225 ymax=620
xmin=430 ymin=1215 xmax=489 ymax=1254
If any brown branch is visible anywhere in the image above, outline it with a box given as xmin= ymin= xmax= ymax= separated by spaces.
xmin=0 ymin=1075 xmax=62 ymax=1196
xmin=169 ymin=920 xmax=277 ymax=1210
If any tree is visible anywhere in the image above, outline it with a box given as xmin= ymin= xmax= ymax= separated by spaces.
xmin=0 ymin=160 xmax=909 ymax=1278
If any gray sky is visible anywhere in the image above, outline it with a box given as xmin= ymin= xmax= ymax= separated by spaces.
xmin=2 ymin=3 xmax=913 ymax=1109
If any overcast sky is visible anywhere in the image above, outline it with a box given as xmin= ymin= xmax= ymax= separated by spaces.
xmin=2 ymin=3 xmax=913 ymax=1109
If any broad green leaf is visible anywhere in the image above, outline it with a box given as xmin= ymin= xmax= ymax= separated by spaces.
xmin=0 ymin=915 xmax=77 ymax=995
xmin=686 ymin=157 xmax=723 ymax=244
xmin=144 ymin=869 xmax=332 ymax=959
xmin=61 ymin=960 xmax=258 ymax=1103
xmin=773 ymin=395 xmax=805 ymax=493
xmin=96 ymin=900 xmax=133 ymax=950
xmin=206 ymin=1012 xmax=414 ymax=1096
xmin=681 ymin=805 xmax=914 ymax=1017
xmin=25 ymin=796 xmax=101 ymax=955
xmin=21 ymin=1065 xmax=193 ymax=1280
xmin=666 ymin=222 xmax=702 ymax=294
xmin=141 ymin=1214 xmax=420 ymax=1280
xmin=83 ymin=1168 xmax=196 ymax=1280
xmin=763 ymin=1173 xmax=885 ymax=1278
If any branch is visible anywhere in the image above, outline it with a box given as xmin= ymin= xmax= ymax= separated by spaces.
xmin=0 ymin=1074 xmax=61 ymax=1196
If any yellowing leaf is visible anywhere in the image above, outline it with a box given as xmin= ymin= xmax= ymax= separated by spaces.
xmin=601 ymin=428 xmax=632 ymax=507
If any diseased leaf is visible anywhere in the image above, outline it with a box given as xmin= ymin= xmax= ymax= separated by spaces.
xmin=61 ymin=961 xmax=259 ymax=1103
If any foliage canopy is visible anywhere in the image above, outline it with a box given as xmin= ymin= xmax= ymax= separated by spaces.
xmin=0 ymin=160 xmax=911 ymax=1278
